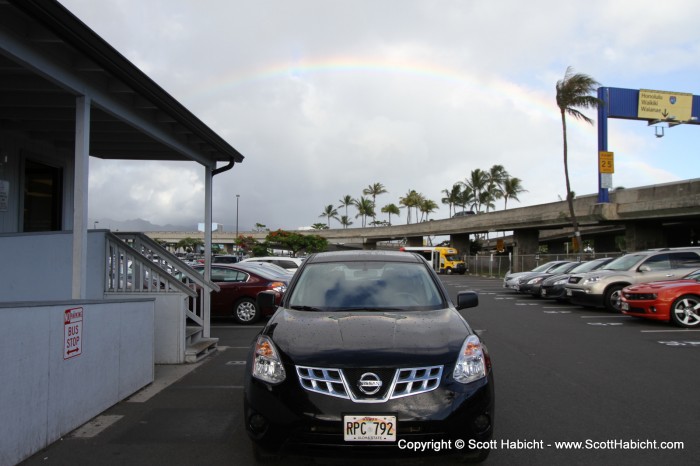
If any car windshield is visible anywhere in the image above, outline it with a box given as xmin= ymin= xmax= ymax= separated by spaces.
xmin=287 ymin=261 xmax=445 ymax=311
xmin=569 ymin=259 xmax=608 ymax=273
xmin=602 ymin=254 xmax=645 ymax=271
xmin=531 ymin=262 xmax=557 ymax=272
xmin=685 ymin=269 xmax=700 ymax=281
xmin=549 ymin=262 xmax=574 ymax=273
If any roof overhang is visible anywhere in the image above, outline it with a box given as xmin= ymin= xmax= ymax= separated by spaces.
xmin=0 ymin=0 xmax=244 ymax=167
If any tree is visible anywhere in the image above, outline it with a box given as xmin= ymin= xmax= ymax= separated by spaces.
xmin=456 ymin=185 xmax=476 ymax=213
xmin=176 ymin=237 xmax=203 ymax=253
xmin=441 ymin=184 xmax=462 ymax=218
xmin=266 ymin=229 xmax=328 ymax=256
xmin=319 ymin=204 xmax=338 ymax=228
xmin=339 ymin=215 xmax=353 ymax=229
xmin=311 ymin=223 xmax=329 ymax=230
xmin=399 ymin=189 xmax=422 ymax=224
xmin=381 ymin=203 xmax=400 ymax=226
xmin=363 ymin=182 xmax=388 ymax=224
xmin=353 ymin=196 xmax=375 ymax=227
xmin=338 ymin=195 xmax=355 ymax=219
xmin=419 ymin=198 xmax=438 ymax=222
xmin=556 ymin=66 xmax=603 ymax=251
xmin=484 ymin=165 xmax=507 ymax=212
xmin=501 ymin=176 xmax=526 ymax=209
xmin=462 ymin=169 xmax=488 ymax=212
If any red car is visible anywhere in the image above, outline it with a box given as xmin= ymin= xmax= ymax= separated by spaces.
xmin=193 ymin=264 xmax=289 ymax=325
xmin=621 ymin=269 xmax=700 ymax=328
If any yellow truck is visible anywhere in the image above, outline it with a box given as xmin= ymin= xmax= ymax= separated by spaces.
xmin=399 ymin=246 xmax=466 ymax=275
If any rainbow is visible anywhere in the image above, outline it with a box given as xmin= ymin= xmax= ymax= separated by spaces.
xmin=183 ymin=56 xmax=595 ymax=132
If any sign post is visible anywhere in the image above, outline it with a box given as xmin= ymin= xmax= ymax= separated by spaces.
xmin=64 ymin=307 xmax=83 ymax=360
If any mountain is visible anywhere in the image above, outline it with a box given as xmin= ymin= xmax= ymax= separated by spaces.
xmin=95 ymin=218 xmax=197 ymax=232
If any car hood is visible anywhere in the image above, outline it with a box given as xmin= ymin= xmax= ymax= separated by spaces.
xmin=625 ymin=279 xmax=697 ymax=292
xmin=265 ymin=307 xmax=470 ymax=367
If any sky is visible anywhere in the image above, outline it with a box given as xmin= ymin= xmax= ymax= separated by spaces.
xmin=59 ymin=0 xmax=700 ymax=232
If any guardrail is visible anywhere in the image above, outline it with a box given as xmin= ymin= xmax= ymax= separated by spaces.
xmin=465 ymin=252 xmax=620 ymax=278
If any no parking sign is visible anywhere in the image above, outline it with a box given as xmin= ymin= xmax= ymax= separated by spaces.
xmin=64 ymin=307 xmax=83 ymax=360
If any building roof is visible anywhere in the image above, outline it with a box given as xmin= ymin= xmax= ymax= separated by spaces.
xmin=0 ymin=0 xmax=244 ymax=167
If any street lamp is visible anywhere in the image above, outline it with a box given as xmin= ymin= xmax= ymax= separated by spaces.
xmin=235 ymin=194 xmax=240 ymax=255
xmin=93 ymin=220 xmax=99 ymax=230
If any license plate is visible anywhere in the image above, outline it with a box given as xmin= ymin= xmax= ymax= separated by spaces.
xmin=566 ymin=288 xmax=572 ymax=296
xmin=621 ymin=302 xmax=629 ymax=311
xmin=541 ymin=289 xmax=547 ymax=297
xmin=344 ymin=415 xmax=396 ymax=442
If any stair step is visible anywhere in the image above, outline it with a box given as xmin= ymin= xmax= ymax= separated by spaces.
xmin=185 ymin=337 xmax=218 ymax=363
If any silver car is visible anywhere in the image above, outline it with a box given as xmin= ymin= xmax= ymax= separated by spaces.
xmin=564 ymin=248 xmax=700 ymax=311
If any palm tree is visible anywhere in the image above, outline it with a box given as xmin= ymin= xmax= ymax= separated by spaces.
xmin=339 ymin=215 xmax=353 ymax=229
xmin=485 ymin=165 xmax=507 ymax=212
xmin=381 ymin=203 xmax=400 ymax=226
xmin=556 ymin=66 xmax=603 ymax=251
xmin=419 ymin=199 xmax=438 ymax=222
xmin=456 ymin=185 xmax=476 ymax=213
xmin=399 ymin=190 xmax=423 ymax=224
xmin=462 ymin=169 xmax=488 ymax=212
xmin=441 ymin=184 xmax=462 ymax=218
xmin=319 ymin=204 xmax=338 ymax=228
xmin=338 ymin=195 xmax=355 ymax=218
xmin=353 ymin=196 xmax=375 ymax=227
xmin=501 ymin=176 xmax=526 ymax=209
xmin=363 ymin=183 xmax=387 ymax=224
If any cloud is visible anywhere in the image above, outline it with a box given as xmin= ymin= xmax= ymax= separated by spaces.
xmin=62 ymin=0 xmax=698 ymax=232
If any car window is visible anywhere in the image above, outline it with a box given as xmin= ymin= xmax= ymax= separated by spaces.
xmin=276 ymin=260 xmax=299 ymax=269
xmin=549 ymin=262 xmax=575 ymax=273
xmin=209 ymin=267 xmax=248 ymax=283
xmin=670 ymin=252 xmax=700 ymax=268
xmin=603 ymin=254 xmax=646 ymax=271
xmin=641 ymin=254 xmax=670 ymax=271
xmin=288 ymin=262 xmax=444 ymax=311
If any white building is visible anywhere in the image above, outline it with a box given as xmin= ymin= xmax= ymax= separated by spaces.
xmin=0 ymin=1 xmax=245 ymax=464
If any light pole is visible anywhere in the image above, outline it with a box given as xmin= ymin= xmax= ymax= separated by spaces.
xmin=93 ymin=220 xmax=99 ymax=230
xmin=235 ymin=194 xmax=240 ymax=255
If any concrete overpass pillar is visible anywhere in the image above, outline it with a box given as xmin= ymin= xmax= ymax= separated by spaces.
xmin=450 ymin=233 xmax=471 ymax=257
xmin=363 ymin=239 xmax=378 ymax=250
xmin=625 ymin=222 xmax=666 ymax=251
xmin=512 ymin=229 xmax=539 ymax=272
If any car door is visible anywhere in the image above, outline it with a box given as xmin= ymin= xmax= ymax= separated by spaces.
xmin=669 ymin=251 xmax=700 ymax=277
xmin=635 ymin=253 xmax=675 ymax=283
xmin=210 ymin=266 xmax=249 ymax=316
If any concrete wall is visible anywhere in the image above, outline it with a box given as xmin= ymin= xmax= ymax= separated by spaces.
xmin=0 ymin=299 xmax=154 ymax=466
xmin=0 ymin=231 xmax=105 ymax=300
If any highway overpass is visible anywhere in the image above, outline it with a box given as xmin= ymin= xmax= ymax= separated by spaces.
xmin=148 ymin=178 xmax=700 ymax=270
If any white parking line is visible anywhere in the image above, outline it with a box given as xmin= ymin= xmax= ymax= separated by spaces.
xmin=641 ymin=329 xmax=700 ymax=333
xmin=579 ymin=315 xmax=632 ymax=319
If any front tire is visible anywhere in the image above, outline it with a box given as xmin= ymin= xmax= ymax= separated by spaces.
xmin=233 ymin=297 xmax=259 ymax=324
xmin=604 ymin=284 xmax=625 ymax=312
xmin=670 ymin=294 xmax=700 ymax=328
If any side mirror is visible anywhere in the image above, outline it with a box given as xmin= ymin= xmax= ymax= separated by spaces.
xmin=638 ymin=265 xmax=651 ymax=272
xmin=257 ymin=290 xmax=278 ymax=314
xmin=456 ymin=291 xmax=479 ymax=310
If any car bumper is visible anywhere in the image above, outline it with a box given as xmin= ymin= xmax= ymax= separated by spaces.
xmin=565 ymin=287 xmax=604 ymax=307
xmin=540 ymin=285 xmax=566 ymax=299
xmin=244 ymin=369 xmax=495 ymax=457
xmin=621 ymin=301 xmax=671 ymax=322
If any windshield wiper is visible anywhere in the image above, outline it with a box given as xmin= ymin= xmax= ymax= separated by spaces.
xmin=289 ymin=305 xmax=326 ymax=312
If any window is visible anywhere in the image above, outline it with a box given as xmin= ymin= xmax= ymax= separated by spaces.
xmin=23 ymin=159 xmax=63 ymax=232
xmin=641 ymin=254 xmax=670 ymax=271
xmin=670 ymin=252 xmax=700 ymax=268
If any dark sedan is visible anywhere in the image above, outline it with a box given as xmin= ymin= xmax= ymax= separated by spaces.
xmin=539 ymin=257 xmax=614 ymax=300
xmin=192 ymin=264 xmax=287 ymax=324
xmin=244 ymin=250 xmax=494 ymax=462
xmin=514 ymin=261 xmax=577 ymax=295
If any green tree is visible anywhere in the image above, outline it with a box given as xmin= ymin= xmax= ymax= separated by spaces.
xmin=381 ymin=203 xmax=400 ymax=226
xmin=353 ymin=196 xmax=375 ymax=227
xmin=456 ymin=185 xmax=476 ymax=213
xmin=319 ymin=204 xmax=339 ymax=228
xmin=311 ymin=223 xmax=329 ymax=230
xmin=399 ymin=189 xmax=423 ymax=224
xmin=501 ymin=176 xmax=526 ymax=209
xmin=441 ymin=184 xmax=462 ymax=218
xmin=339 ymin=215 xmax=353 ymax=229
xmin=462 ymin=169 xmax=488 ymax=212
xmin=556 ymin=66 xmax=603 ymax=251
xmin=484 ymin=165 xmax=507 ymax=212
xmin=338 ymin=195 xmax=355 ymax=219
xmin=419 ymin=198 xmax=438 ymax=222
xmin=362 ymin=182 xmax=388 ymax=224
xmin=176 ymin=237 xmax=203 ymax=253
xmin=266 ymin=230 xmax=328 ymax=256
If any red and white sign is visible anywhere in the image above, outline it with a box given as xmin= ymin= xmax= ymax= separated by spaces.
xmin=64 ymin=307 xmax=83 ymax=360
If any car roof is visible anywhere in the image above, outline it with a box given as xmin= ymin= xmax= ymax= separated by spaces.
xmin=305 ymin=250 xmax=423 ymax=264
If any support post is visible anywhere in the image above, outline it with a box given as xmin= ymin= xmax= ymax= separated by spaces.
xmin=72 ymin=96 xmax=90 ymax=299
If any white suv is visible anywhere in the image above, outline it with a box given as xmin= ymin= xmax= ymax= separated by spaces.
xmin=564 ymin=248 xmax=700 ymax=312
xmin=239 ymin=256 xmax=304 ymax=272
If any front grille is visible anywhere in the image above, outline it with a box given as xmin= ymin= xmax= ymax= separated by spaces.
xmin=568 ymin=276 xmax=581 ymax=284
xmin=296 ymin=365 xmax=443 ymax=403
xmin=623 ymin=293 xmax=657 ymax=301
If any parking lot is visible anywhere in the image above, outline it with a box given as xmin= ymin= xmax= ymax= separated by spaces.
xmin=21 ymin=275 xmax=700 ymax=465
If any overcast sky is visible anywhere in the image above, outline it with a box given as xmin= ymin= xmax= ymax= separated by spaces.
xmin=60 ymin=0 xmax=700 ymax=232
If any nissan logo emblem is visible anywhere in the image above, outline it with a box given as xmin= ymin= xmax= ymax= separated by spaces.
xmin=357 ymin=372 xmax=382 ymax=395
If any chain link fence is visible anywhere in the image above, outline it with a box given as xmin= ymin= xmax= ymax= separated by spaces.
xmin=464 ymin=252 xmax=621 ymax=278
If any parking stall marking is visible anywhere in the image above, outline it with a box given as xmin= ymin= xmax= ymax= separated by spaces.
xmin=657 ymin=340 xmax=700 ymax=347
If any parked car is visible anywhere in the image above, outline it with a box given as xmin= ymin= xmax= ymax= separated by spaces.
xmin=212 ymin=254 xmax=240 ymax=264
xmin=503 ymin=260 xmax=571 ymax=290
xmin=244 ymin=250 xmax=494 ymax=462
xmin=517 ymin=261 xmax=580 ymax=296
xmin=539 ymin=257 xmax=614 ymax=300
xmin=453 ymin=210 xmax=476 ymax=217
xmin=565 ymin=248 xmax=700 ymax=312
xmin=621 ymin=269 xmax=700 ymax=328
xmin=240 ymin=256 xmax=304 ymax=272
xmin=192 ymin=264 xmax=287 ymax=324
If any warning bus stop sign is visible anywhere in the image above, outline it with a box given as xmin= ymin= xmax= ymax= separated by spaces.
xmin=64 ymin=307 xmax=83 ymax=360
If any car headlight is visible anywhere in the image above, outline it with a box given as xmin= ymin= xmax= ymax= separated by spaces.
xmin=252 ymin=335 xmax=286 ymax=384
xmin=527 ymin=277 xmax=543 ymax=285
xmin=453 ymin=335 xmax=488 ymax=384
xmin=582 ymin=276 xmax=600 ymax=285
